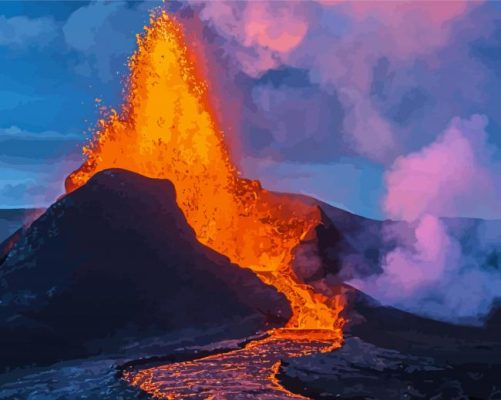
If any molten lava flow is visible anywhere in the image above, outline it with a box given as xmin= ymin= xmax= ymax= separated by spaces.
xmin=124 ymin=331 xmax=340 ymax=399
xmin=66 ymin=11 xmax=343 ymax=337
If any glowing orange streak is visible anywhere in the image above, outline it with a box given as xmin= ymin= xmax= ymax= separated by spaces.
xmin=124 ymin=330 xmax=342 ymax=399
xmin=66 ymin=11 xmax=343 ymax=336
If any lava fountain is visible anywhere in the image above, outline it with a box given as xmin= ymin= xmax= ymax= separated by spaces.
xmin=66 ymin=11 xmax=343 ymax=338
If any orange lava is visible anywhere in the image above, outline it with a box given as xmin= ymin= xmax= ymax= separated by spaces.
xmin=124 ymin=329 xmax=342 ymax=399
xmin=66 ymin=11 xmax=343 ymax=337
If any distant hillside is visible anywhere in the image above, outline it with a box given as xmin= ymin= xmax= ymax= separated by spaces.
xmin=300 ymin=196 xmax=501 ymax=283
xmin=0 ymin=209 xmax=44 ymax=243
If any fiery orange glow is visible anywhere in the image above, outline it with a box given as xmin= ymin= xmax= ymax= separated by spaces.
xmin=66 ymin=11 xmax=343 ymax=337
xmin=124 ymin=329 xmax=340 ymax=399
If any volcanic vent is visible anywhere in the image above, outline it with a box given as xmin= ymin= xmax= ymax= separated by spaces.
xmin=66 ymin=11 xmax=343 ymax=337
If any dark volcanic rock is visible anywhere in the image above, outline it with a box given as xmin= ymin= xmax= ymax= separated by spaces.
xmin=281 ymin=336 xmax=501 ymax=400
xmin=0 ymin=169 xmax=290 ymax=369
xmin=287 ymin=195 xmax=386 ymax=285
xmin=343 ymin=285 xmax=501 ymax=356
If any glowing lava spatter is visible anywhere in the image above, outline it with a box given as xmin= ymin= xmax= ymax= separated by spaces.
xmin=66 ymin=11 xmax=343 ymax=337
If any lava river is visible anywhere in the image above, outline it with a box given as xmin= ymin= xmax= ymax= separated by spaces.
xmin=123 ymin=330 xmax=341 ymax=399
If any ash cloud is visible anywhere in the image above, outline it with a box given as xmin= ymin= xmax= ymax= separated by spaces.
xmin=174 ymin=1 xmax=501 ymax=219
xmin=182 ymin=0 xmax=491 ymax=163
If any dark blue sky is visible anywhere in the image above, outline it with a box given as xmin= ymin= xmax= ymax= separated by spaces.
xmin=1 ymin=1 xmax=500 ymax=220
xmin=0 ymin=1 xmax=155 ymax=209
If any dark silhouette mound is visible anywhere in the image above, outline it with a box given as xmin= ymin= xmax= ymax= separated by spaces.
xmin=0 ymin=169 xmax=290 ymax=369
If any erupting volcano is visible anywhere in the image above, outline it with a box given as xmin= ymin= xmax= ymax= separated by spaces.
xmin=3 ymin=3 xmax=501 ymax=399
xmin=65 ymin=11 xmax=344 ymax=338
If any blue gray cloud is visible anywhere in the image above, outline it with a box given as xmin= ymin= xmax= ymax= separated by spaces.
xmin=0 ymin=14 xmax=57 ymax=48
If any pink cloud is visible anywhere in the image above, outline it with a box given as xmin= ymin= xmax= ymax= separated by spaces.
xmin=350 ymin=115 xmax=501 ymax=322
xmin=191 ymin=0 xmax=308 ymax=77
xmin=384 ymin=115 xmax=497 ymax=221
xmin=352 ymin=214 xmax=457 ymax=297
xmin=339 ymin=88 xmax=395 ymax=160
xmin=345 ymin=1 xmax=471 ymax=58
xmin=349 ymin=212 xmax=501 ymax=322
xmin=243 ymin=2 xmax=308 ymax=53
